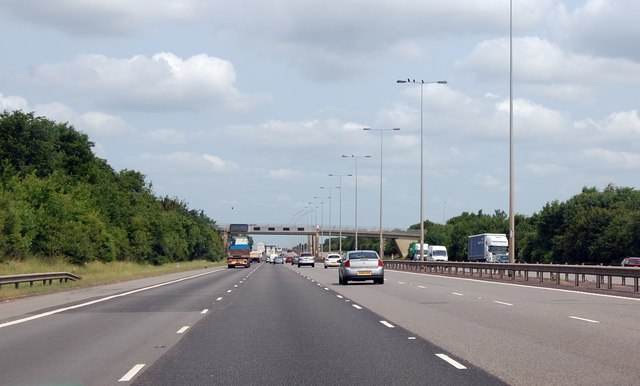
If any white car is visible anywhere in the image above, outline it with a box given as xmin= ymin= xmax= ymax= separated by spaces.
xmin=324 ymin=253 xmax=341 ymax=268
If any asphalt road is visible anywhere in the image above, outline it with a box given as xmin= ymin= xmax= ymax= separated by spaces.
xmin=300 ymin=263 xmax=640 ymax=385
xmin=2 ymin=262 xmax=639 ymax=385
xmin=134 ymin=263 xmax=500 ymax=385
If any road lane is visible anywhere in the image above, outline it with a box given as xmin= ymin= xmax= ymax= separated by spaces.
xmin=0 ymin=266 xmax=251 ymax=385
xmin=300 ymin=264 xmax=640 ymax=385
xmin=134 ymin=263 xmax=502 ymax=385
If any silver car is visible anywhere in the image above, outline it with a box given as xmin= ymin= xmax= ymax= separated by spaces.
xmin=338 ymin=250 xmax=384 ymax=285
xmin=298 ymin=251 xmax=315 ymax=268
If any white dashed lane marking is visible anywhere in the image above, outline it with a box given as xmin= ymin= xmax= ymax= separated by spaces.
xmin=119 ymin=364 xmax=145 ymax=382
xmin=380 ymin=321 xmax=395 ymax=328
xmin=569 ymin=316 xmax=600 ymax=323
xmin=436 ymin=354 xmax=467 ymax=370
xmin=494 ymin=301 xmax=513 ymax=306
xmin=352 ymin=304 xmax=362 ymax=310
xmin=201 ymin=309 xmax=209 ymax=314
xmin=176 ymin=326 xmax=189 ymax=334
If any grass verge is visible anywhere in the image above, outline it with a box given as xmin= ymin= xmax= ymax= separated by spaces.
xmin=0 ymin=259 xmax=225 ymax=301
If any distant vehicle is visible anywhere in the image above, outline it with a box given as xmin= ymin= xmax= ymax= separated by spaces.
xmin=339 ymin=250 xmax=384 ymax=285
xmin=427 ymin=245 xmax=448 ymax=262
xmin=227 ymin=254 xmax=250 ymax=268
xmin=324 ymin=253 xmax=341 ymax=268
xmin=468 ymin=234 xmax=509 ymax=262
xmin=268 ymin=254 xmax=278 ymax=264
xmin=227 ymin=239 xmax=251 ymax=268
xmin=274 ymin=255 xmax=285 ymax=264
xmin=621 ymin=257 xmax=640 ymax=267
xmin=298 ymin=251 xmax=315 ymax=268
xmin=408 ymin=243 xmax=428 ymax=260
xmin=496 ymin=255 xmax=510 ymax=263
xmin=285 ymin=256 xmax=293 ymax=264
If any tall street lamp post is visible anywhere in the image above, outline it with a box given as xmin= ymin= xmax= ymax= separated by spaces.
xmin=320 ymin=186 xmax=339 ymax=252
xmin=341 ymin=154 xmax=371 ymax=250
xmin=363 ymin=127 xmax=400 ymax=259
xmin=329 ymin=173 xmax=352 ymax=255
xmin=396 ymin=79 xmax=447 ymax=260
xmin=314 ymin=196 xmax=328 ymax=253
xmin=308 ymin=201 xmax=320 ymax=256
xmin=508 ymin=0 xmax=516 ymax=263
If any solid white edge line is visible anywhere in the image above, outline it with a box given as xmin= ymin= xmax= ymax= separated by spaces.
xmin=436 ymin=354 xmax=467 ymax=370
xmin=391 ymin=269 xmax=640 ymax=302
xmin=494 ymin=301 xmax=513 ymax=306
xmin=352 ymin=304 xmax=362 ymax=310
xmin=119 ymin=364 xmax=145 ymax=382
xmin=201 ymin=309 xmax=209 ymax=314
xmin=176 ymin=326 xmax=190 ymax=334
xmin=569 ymin=316 xmax=600 ymax=323
xmin=380 ymin=320 xmax=395 ymax=328
xmin=0 ymin=269 xmax=224 ymax=329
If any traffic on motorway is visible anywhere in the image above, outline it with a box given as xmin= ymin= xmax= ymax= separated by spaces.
xmin=2 ymin=257 xmax=640 ymax=385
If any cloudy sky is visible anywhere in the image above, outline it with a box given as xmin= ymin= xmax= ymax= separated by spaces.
xmin=1 ymin=0 xmax=639 ymax=247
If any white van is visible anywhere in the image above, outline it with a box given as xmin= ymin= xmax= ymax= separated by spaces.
xmin=427 ymin=245 xmax=448 ymax=261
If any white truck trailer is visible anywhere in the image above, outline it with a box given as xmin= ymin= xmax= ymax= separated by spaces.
xmin=467 ymin=233 xmax=508 ymax=262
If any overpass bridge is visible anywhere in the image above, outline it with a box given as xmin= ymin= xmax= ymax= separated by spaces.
xmin=219 ymin=224 xmax=421 ymax=258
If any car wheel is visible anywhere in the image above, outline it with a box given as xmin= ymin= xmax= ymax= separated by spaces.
xmin=311 ymin=264 xmax=315 ymax=268
xmin=298 ymin=264 xmax=301 ymax=268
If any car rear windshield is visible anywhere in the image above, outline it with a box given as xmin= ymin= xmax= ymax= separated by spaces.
xmin=348 ymin=251 xmax=379 ymax=260
xmin=629 ymin=258 xmax=640 ymax=263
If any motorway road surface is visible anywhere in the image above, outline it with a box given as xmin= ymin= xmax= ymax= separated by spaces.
xmin=1 ymin=262 xmax=639 ymax=385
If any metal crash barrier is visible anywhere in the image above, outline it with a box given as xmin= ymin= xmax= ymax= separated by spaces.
xmin=0 ymin=272 xmax=82 ymax=290
xmin=383 ymin=261 xmax=640 ymax=293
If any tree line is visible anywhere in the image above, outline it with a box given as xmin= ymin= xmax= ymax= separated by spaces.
xmin=0 ymin=110 xmax=225 ymax=265
xmin=329 ymin=186 xmax=639 ymax=265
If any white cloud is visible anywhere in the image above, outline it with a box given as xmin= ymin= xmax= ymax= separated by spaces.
xmin=268 ymin=169 xmax=304 ymax=181
xmin=146 ymin=128 xmax=187 ymax=144
xmin=0 ymin=93 xmax=29 ymax=111
xmin=574 ymin=109 xmax=640 ymax=148
xmin=581 ymin=148 xmax=640 ymax=171
xmin=29 ymin=53 xmax=270 ymax=112
xmin=137 ymin=152 xmax=238 ymax=174
xmin=3 ymin=0 xmax=207 ymax=35
xmin=202 ymin=154 xmax=239 ymax=172
xmin=526 ymin=163 xmax=568 ymax=176
xmin=456 ymin=36 xmax=640 ymax=92
xmin=475 ymin=174 xmax=504 ymax=190
xmin=549 ymin=0 xmax=640 ymax=61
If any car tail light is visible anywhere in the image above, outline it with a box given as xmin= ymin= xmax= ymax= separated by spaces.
xmin=344 ymin=260 xmax=350 ymax=268
xmin=378 ymin=259 xmax=384 ymax=267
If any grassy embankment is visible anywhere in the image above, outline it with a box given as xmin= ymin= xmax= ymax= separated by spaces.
xmin=0 ymin=259 xmax=224 ymax=301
